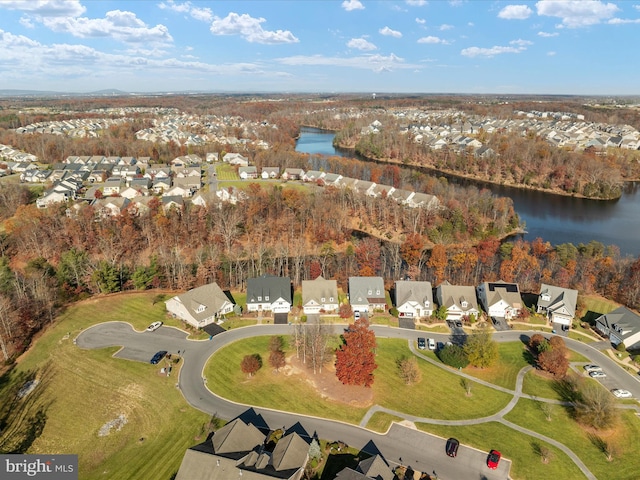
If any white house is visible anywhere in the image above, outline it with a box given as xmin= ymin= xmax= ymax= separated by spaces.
xmin=394 ymin=281 xmax=433 ymax=319
xmin=435 ymin=281 xmax=480 ymax=321
xmin=537 ymin=284 xmax=578 ymax=326
xmin=301 ymin=276 xmax=339 ymax=315
xmin=476 ymin=281 xmax=522 ymax=320
xmin=165 ymin=283 xmax=234 ymax=329
xmin=246 ymin=275 xmax=292 ymax=314
xmin=595 ymin=307 xmax=640 ymax=350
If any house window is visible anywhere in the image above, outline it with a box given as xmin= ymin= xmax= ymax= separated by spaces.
xmin=258 ymin=296 xmax=262 ymax=301
xmin=424 ymin=300 xmax=430 ymax=307
xmin=376 ymin=289 xmax=380 ymax=295
xmin=321 ymin=297 xmax=325 ymax=303
xmin=265 ymin=295 xmax=269 ymax=301
xmin=368 ymin=289 xmax=372 ymax=295
xmin=461 ymin=301 xmax=468 ymax=308
xmin=329 ymin=297 xmax=334 ymax=302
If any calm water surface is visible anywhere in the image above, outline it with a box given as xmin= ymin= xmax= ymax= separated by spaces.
xmin=295 ymin=128 xmax=640 ymax=257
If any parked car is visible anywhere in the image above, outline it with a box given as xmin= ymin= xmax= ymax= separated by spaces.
xmin=417 ymin=337 xmax=426 ymax=350
xmin=428 ymin=338 xmax=436 ymax=350
xmin=455 ymin=320 xmax=463 ymax=328
xmin=583 ymin=364 xmax=602 ymax=372
xmin=445 ymin=438 xmax=459 ymax=458
xmin=589 ymin=370 xmax=606 ymax=378
xmin=612 ymin=389 xmax=632 ymax=398
xmin=146 ymin=321 xmax=163 ymax=332
xmin=150 ymin=350 xmax=168 ymax=364
xmin=354 ymin=311 xmax=360 ymax=320
xmin=487 ymin=450 xmax=501 ymax=469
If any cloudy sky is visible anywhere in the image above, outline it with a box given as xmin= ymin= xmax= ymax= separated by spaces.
xmin=0 ymin=0 xmax=638 ymax=95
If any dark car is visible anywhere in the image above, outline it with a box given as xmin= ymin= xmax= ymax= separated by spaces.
xmin=445 ymin=438 xmax=459 ymax=458
xmin=150 ymin=350 xmax=168 ymax=364
xmin=417 ymin=337 xmax=426 ymax=350
xmin=455 ymin=320 xmax=463 ymax=328
xmin=487 ymin=449 xmax=501 ymax=469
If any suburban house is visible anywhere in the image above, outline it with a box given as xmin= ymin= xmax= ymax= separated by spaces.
xmin=246 ymin=275 xmax=292 ymax=315
xmin=334 ymin=454 xmax=395 ymax=480
xmin=175 ymin=417 xmax=311 ymax=480
xmin=165 ymin=282 xmax=235 ymax=329
xmin=394 ymin=281 xmax=434 ymax=320
xmin=239 ymin=166 xmax=259 ymax=179
xmin=595 ymin=307 xmax=640 ymax=350
xmin=261 ymin=167 xmax=280 ymax=179
xmin=536 ymin=284 xmax=579 ymax=326
xmin=435 ymin=281 xmax=480 ymax=321
xmin=301 ymin=276 xmax=339 ymax=315
xmin=223 ymin=152 xmax=249 ymax=166
xmin=348 ymin=277 xmax=387 ymax=313
xmin=476 ymin=281 xmax=523 ymax=320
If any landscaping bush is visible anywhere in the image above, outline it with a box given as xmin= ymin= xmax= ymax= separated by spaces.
xmin=437 ymin=344 xmax=469 ymax=369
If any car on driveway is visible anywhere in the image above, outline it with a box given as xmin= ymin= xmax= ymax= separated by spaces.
xmin=589 ymin=370 xmax=606 ymax=378
xmin=612 ymin=389 xmax=632 ymax=398
xmin=354 ymin=311 xmax=360 ymax=320
xmin=150 ymin=350 xmax=167 ymax=364
xmin=487 ymin=450 xmax=501 ymax=469
xmin=455 ymin=320 xmax=463 ymax=328
xmin=445 ymin=438 xmax=459 ymax=458
xmin=146 ymin=321 xmax=163 ymax=332
xmin=428 ymin=338 xmax=436 ymax=350
xmin=583 ymin=364 xmax=602 ymax=372
xmin=417 ymin=337 xmax=426 ymax=350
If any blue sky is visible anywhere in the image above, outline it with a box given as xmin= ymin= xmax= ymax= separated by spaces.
xmin=0 ymin=0 xmax=638 ymax=95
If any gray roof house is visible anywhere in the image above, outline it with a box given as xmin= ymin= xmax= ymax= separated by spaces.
xmin=394 ymin=281 xmax=434 ymax=320
xmin=335 ymin=454 xmax=394 ymax=480
xmin=595 ymin=307 xmax=640 ymax=350
xmin=175 ymin=418 xmax=310 ymax=480
xmin=348 ymin=277 xmax=387 ymax=313
xmin=435 ymin=281 xmax=480 ymax=321
xmin=301 ymin=276 xmax=339 ymax=315
xmin=165 ymin=282 xmax=235 ymax=329
xmin=537 ymin=283 xmax=578 ymax=326
xmin=246 ymin=275 xmax=292 ymax=314
xmin=476 ymin=281 xmax=523 ymax=320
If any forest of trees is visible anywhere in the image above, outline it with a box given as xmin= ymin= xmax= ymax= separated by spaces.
xmin=0 ymin=94 xmax=639 ymax=364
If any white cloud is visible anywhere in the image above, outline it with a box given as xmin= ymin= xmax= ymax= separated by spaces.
xmin=277 ymin=52 xmax=415 ymax=72
xmin=41 ymin=10 xmax=174 ymax=45
xmin=210 ymin=12 xmax=299 ymax=44
xmin=537 ymin=31 xmax=559 ymax=37
xmin=415 ymin=17 xmax=426 ymax=24
xmin=608 ymin=17 xmax=640 ymax=24
xmin=510 ymin=39 xmax=533 ymax=46
xmin=417 ymin=35 xmax=449 ymax=44
xmin=406 ymin=0 xmax=427 ymax=6
xmin=379 ymin=26 xmax=402 ymax=38
xmin=347 ymin=37 xmax=377 ymax=51
xmin=0 ymin=0 xmax=85 ymax=17
xmin=439 ymin=24 xmax=454 ymax=30
xmin=460 ymin=45 xmax=524 ymax=57
xmin=20 ymin=16 xmax=35 ymax=28
xmin=498 ymin=5 xmax=533 ymax=20
xmin=341 ymin=0 xmax=364 ymax=12
xmin=536 ymin=0 xmax=619 ymax=28
xmin=158 ymin=1 xmax=213 ymax=22
xmin=547 ymin=51 xmax=556 ymax=56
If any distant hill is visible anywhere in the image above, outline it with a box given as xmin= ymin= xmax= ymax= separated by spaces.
xmin=0 ymin=89 xmax=130 ymax=97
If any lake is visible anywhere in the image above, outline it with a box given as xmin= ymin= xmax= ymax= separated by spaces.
xmin=295 ymin=128 xmax=640 ymax=257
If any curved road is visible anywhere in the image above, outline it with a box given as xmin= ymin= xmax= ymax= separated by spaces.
xmin=77 ymin=323 xmax=638 ymax=480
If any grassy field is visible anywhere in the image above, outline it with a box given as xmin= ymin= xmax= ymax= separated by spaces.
xmin=503 ymin=398 xmax=640 ymax=480
xmin=418 ymin=421 xmax=587 ymax=480
xmin=580 ymin=295 xmax=620 ymax=324
xmin=0 ymin=292 xmax=210 ymax=480
xmin=459 ymin=341 xmax=531 ymax=390
xmin=205 ymin=337 xmax=512 ymax=422
xmin=365 ymin=412 xmax=404 ymax=433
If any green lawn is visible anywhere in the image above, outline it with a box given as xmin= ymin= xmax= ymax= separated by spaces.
xmin=521 ymin=370 xmax=565 ymax=400
xmin=460 ymin=341 xmax=531 ymax=389
xmin=417 ymin=422 xmax=587 ymax=480
xmin=504 ymin=398 xmax=640 ymax=480
xmin=365 ymin=412 xmax=404 ymax=433
xmin=0 ymin=292 xmax=209 ymax=480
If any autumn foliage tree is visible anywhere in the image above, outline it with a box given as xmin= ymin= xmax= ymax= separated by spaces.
xmin=335 ymin=317 xmax=377 ymax=387
xmin=241 ymin=354 xmax=262 ymax=377
xmin=397 ymin=356 xmax=421 ymax=385
xmin=531 ymin=335 xmax=569 ymax=378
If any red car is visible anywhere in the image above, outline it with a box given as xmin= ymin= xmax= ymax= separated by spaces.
xmin=487 ymin=450 xmax=501 ymax=469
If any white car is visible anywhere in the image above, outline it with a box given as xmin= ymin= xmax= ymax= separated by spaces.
xmin=146 ymin=321 xmax=163 ymax=332
xmin=612 ymin=389 xmax=632 ymax=398
xmin=589 ymin=370 xmax=606 ymax=379
xmin=583 ymin=364 xmax=602 ymax=372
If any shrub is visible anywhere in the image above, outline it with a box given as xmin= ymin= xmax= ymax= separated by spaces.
xmin=615 ymin=342 xmax=627 ymax=352
xmin=396 ymin=356 xmax=421 ymax=385
xmin=437 ymin=344 xmax=469 ymax=369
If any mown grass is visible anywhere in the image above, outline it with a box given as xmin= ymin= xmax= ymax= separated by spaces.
xmin=460 ymin=341 xmax=531 ymax=390
xmin=365 ymin=412 xmax=404 ymax=433
xmin=417 ymin=422 xmax=587 ymax=480
xmin=504 ymin=398 xmax=640 ymax=480
xmin=1 ymin=292 xmax=209 ymax=480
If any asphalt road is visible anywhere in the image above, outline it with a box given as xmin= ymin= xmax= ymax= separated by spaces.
xmin=76 ymin=322 xmax=637 ymax=480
